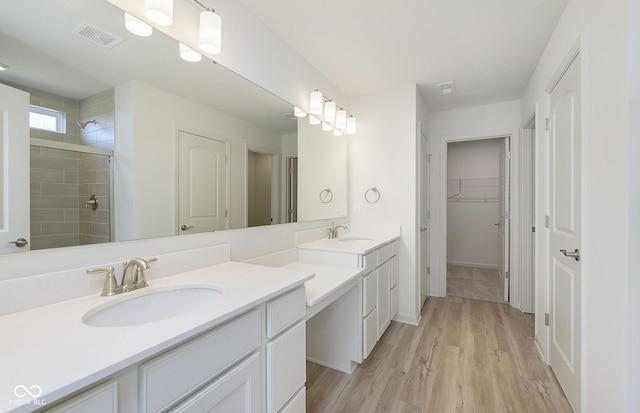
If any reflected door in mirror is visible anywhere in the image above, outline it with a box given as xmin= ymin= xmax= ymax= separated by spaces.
xmin=178 ymin=131 xmax=228 ymax=234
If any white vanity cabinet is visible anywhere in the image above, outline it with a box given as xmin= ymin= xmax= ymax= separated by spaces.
xmin=41 ymin=286 xmax=307 ymax=413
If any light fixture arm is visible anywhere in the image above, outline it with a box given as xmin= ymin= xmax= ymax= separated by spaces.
xmin=191 ymin=0 xmax=215 ymax=12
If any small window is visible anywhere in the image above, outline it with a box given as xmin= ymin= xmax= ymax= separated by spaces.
xmin=29 ymin=105 xmax=66 ymax=133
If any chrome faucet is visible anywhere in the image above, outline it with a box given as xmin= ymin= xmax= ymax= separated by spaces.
xmin=328 ymin=222 xmax=349 ymax=239
xmin=87 ymin=257 xmax=156 ymax=296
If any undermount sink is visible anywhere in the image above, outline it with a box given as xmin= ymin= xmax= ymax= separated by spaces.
xmin=337 ymin=237 xmax=375 ymax=242
xmin=82 ymin=285 xmax=222 ymax=328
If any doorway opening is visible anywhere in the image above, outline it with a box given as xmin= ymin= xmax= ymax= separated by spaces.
xmin=247 ymin=150 xmax=275 ymax=227
xmin=445 ymin=137 xmax=510 ymax=303
xmin=285 ymin=156 xmax=298 ymax=223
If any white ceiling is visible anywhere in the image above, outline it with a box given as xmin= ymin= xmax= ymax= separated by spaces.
xmin=238 ymin=0 xmax=568 ymax=112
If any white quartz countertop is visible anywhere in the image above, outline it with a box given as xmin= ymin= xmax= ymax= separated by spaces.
xmin=0 ymin=261 xmax=313 ymax=413
xmin=296 ymin=232 xmax=400 ymax=255
xmin=280 ymin=261 xmax=363 ymax=307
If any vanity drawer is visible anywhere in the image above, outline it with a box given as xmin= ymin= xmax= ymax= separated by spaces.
xmin=267 ymin=286 xmax=306 ymax=338
xmin=362 ymin=271 xmax=378 ymax=316
xmin=377 ymin=243 xmax=392 ymax=265
xmin=266 ymin=321 xmax=306 ymax=413
xmin=391 ymin=255 xmax=399 ymax=288
xmin=140 ymin=309 xmax=261 ymax=413
xmin=46 ymin=380 xmax=117 ymax=413
xmin=390 ymin=240 xmax=399 ymax=257
xmin=361 ymin=251 xmax=377 ymax=275
xmin=169 ymin=353 xmax=260 ymax=413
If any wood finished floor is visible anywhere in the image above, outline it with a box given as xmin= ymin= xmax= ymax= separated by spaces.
xmin=447 ymin=265 xmax=505 ymax=303
xmin=306 ymin=296 xmax=572 ymax=412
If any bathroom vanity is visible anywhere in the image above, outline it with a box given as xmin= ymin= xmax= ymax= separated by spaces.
xmin=0 ymin=258 xmax=312 ymax=413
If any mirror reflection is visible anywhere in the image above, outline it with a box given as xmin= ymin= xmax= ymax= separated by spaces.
xmin=0 ymin=0 xmax=347 ymax=252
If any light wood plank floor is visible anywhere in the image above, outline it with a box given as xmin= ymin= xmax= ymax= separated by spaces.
xmin=306 ymin=296 xmax=572 ymax=412
xmin=447 ymin=265 xmax=505 ymax=303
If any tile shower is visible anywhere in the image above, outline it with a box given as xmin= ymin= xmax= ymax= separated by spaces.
xmin=25 ymin=86 xmax=114 ymax=250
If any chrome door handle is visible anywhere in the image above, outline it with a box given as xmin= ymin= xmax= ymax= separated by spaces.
xmin=494 ymin=223 xmax=501 ymax=227
xmin=560 ymin=248 xmax=580 ymax=261
xmin=420 ymin=227 xmax=428 ymax=232
xmin=180 ymin=225 xmax=194 ymax=231
xmin=8 ymin=238 xmax=28 ymax=247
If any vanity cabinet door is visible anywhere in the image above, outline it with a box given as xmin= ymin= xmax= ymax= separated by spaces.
xmin=390 ymin=284 xmax=399 ymax=320
xmin=363 ymin=307 xmax=378 ymax=359
xmin=278 ymin=387 xmax=306 ymax=413
xmin=45 ymin=381 xmax=117 ymax=413
xmin=377 ymin=260 xmax=391 ymax=339
xmin=266 ymin=321 xmax=306 ymax=413
xmin=169 ymin=353 xmax=260 ymax=413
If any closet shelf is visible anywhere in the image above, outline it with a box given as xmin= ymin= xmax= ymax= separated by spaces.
xmin=447 ymin=177 xmax=499 ymax=202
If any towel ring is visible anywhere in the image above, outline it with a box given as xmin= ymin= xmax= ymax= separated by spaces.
xmin=365 ymin=187 xmax=381 ymax=204
xmin=319 ymin=188 xmax=333 ymax=204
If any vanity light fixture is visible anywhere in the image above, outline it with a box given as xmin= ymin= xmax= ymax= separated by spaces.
xmin=336 ymin=109 xmax=347 ymax=129
xmin=199 ymin=8 xmax=222 ymax=54
xmin=179 ymin=43 xmax=202 ymax=62
xmin=322 ymin=122 xmax=332 ymax=132
xmin=346 ymin=116 xmax=357 ymax=134
xmin=309 ymin=115 xmax=321 ymax=125
xmin=0 ymin=63 xmax=8 ymax=71
xmin=294 ymin=106 xmax=307 ymax=118
xmin=145 ymin=0 xmax=173 ymax=26
xmin=310 ymin=90 xmax=323 ymax=115
xmin=324 ymin=100 xmax=336 ymax=122
xmin=124 ymin=13 xmax=153 ymax=37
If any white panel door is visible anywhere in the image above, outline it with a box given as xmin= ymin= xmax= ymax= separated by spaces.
xmin=549 ymin=53 xmax=582 ymax=412
xmin=419 ymin=130 xmax=430 ymax=306
xmin=498 ymin=137 xmax=510 ymax=301
xmin=0 ymin=83 xmax=30 ymax=254
xmin=178 ymin=131 xmax=227 ymax=233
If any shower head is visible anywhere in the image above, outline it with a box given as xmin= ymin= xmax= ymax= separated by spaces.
xmin=76 ymin=120 xmax=97 ymax=129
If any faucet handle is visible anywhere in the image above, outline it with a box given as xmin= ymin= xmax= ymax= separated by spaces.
xmin=87 ymin=266 xmax=119 ymax=296
xmin=129 ymin=257 xmax=157 ymax=288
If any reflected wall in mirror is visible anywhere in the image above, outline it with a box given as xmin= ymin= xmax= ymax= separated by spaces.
xmin=0 ymin=0 xmax=347 ymax=252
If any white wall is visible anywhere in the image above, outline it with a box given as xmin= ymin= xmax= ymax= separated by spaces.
xmin=628 ymin=0 xmax=640 ymax=409
xmin=114 ymin=80 xmax=283 ymax=240
xmin=350 ymin=84 xmax=420 ymax=325
xmin=520 ymin=0 xmax=629 ymax=410
xmin=428 ymin=100 xmax=521 ymax=297
xmin=447 ymin=139 xmax=501 ymax=269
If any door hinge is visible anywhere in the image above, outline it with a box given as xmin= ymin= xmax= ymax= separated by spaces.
xmin=427 ymin=266 xmax=431 ymax=275
xmin=506 ymin=210 xmax=510 ymax=220
xmin=545 ymin=215 xmax=550 ymax=228
xmin=427 ymin=211 xmax=431 ymax=219
xmin=225 ymin=155 xmax=228 ymax=164
xmin=507 ymin=151 xmax=511 ymax=160
xmin=545 ymin=118 xmax=550 ymax=131
xmin=545 ymin=313 xmax=550 ymax=326
xmin=225 ymin=210 xmax=228 ymax=218
xmin=532 ymin=226 xmax=536 ymax=233
xmin=506 ymin=271 xmax=510 ymax=280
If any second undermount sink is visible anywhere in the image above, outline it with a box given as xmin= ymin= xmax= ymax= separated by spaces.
xmin=337 ymin=237 xmax=375 ymax=242
xmin=82 ymin=285 xmax=222 ymax=328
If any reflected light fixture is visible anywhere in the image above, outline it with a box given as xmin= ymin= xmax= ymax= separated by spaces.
xmin=145 ymin=0 xmax=173 ymax=26
xmin=309 ymin=115 xmax=321 ymax=125
xmin=310 ymin=90 xmax=323 ymax=115
xmin=179 ymin=43 xmax=202 ymax=62
xmin=124 ymin=13 xmax=153 ymax=36
xmin=0 ymin=63 xmax=9 ymax=71
xmin=199 ymin=9 xmax=222 ymax=54
xmin=336 ymin=109 xmax=347 ymax=129
xmin=324 ymin=101 xmax=336 ymax=122
xmin=294 ymin=107 xmax=307 ymax=118
xmin=333 ymin=128 xmax=344 ymax=136
xmin=346 ymin=116 xmax=357 ymax=134
xmin=322 ymin=122 xmax=332 ymax=131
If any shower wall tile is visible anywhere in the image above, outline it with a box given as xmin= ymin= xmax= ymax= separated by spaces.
xmin=42 ymin=222 xmax=79 ymax=235
xmin=41 ymin=183 xmax=79 ymax=197
xmin=31 ymin=209 xmax=65 ymax=223
xmin=31 ymin=234 xmax=80 ymax=250
xmin=31 ymin=168 xmax=64 ymax=184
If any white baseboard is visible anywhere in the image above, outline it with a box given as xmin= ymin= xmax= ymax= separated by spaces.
xmin=447 ymin=261 xmax=499 ymax=270
xmin=393 ymin=312 xmax=420 ymax=326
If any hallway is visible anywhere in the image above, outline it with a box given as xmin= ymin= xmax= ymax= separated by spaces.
xmin=447 ymin=264 xmax=505 ymax=303
xmin=306 ymin=296 xmax=571 ymax=412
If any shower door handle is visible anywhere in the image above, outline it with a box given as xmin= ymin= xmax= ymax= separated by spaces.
xmin=9 ymin=238 xmax=29 ymax=248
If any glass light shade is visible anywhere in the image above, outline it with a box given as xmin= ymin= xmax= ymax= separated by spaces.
xmin=310 ymin=90 xmax=323 ymax=115
xmin=346 ymin=116 xmax=357 ymax=134
xmin=179 ymin=43 xmax=202 ymax=62
xmin=333 ymin=128 xmax=344 ymax=136
xmin=336 ymin=109 xmax=347 ymax=129
xmin=322 ymin=122 xmax=332 ymax=131
xmin=324 ymin=101 xmax=336 ymax=122
xmin=294 ymin=106 xmax=307 ymax=118
xmin=309 ymin=115 xmax=320 ymax=125
xmin=145 ymin=0 xmax=173 ymax=26
xmin=199 ymin=10 xmax=222 ymax=54
xmin=125 ymin=13 xmax=153 ymax=37
xmin=0 ymin=63 xmax=8 ymax=71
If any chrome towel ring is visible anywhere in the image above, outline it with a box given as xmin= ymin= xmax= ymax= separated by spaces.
xmin=319 ymin=188 xmax=333 ymax=203
xmin=365 ymin=187 xmax=380 ymax=204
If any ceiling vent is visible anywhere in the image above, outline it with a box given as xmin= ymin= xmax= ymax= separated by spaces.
xmin=438 ymin=81 xmax=456 ymax=95
xmin=72 ymin=23 xmax=123 ymax=49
